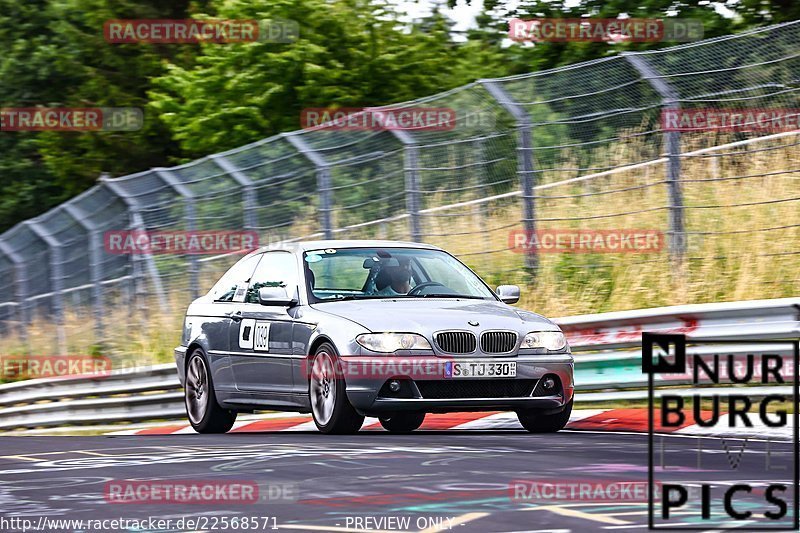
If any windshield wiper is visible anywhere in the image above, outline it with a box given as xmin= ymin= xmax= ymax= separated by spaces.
xmin=317 ymin=294 xmax=487 ymax=301
xmin=317 ymin=295 xmax=387 ymax=302
xmin=416 ymin=294 xmax=487 ymax=299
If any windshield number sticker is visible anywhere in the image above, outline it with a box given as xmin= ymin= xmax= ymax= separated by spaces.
xmin=232 ymin=283 xmax=248 ymax=302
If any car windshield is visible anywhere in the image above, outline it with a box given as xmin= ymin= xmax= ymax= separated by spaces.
xmin=304 ymin=247 xmax=496 ymax=301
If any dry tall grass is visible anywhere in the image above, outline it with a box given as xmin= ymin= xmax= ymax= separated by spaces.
xmin=428 ymin=132 xmax=800 ymax=316
xmin=2 ymin=132 xmax=798 ymax=371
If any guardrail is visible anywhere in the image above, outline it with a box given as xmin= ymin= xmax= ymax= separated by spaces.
xmin=0 ymin=364 xmax=181 ymax=430
xmin=0 ymin=297 xmax=797 ymax=430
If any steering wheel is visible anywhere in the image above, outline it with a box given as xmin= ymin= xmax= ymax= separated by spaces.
xmin=408 ymin=281 xmax=446 ymax=296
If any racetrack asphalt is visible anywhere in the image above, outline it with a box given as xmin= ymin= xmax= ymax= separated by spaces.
xmin=0 ymin=429 xmax=796 ymax=532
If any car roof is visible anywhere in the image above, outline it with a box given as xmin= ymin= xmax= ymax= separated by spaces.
xmin=254 ymin=239 xmax=442 ymax=254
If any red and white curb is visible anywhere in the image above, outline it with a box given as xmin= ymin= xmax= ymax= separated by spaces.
xmin=106 ymin=409 xmax=793 ymax=440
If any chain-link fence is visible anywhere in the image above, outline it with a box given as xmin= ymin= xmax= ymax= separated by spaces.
xmin=2 ymin=20 xmax=799 ymax=355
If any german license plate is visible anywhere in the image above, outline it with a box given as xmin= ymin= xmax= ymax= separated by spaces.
xmin=444 ymin=361 xmax=517 ymax=379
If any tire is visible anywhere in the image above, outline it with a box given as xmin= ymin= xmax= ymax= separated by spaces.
xmin=517 ymin=399 xmax=573 ymax=433
xmin=379 ymin=412 xmax=425 ymax=433
xmin=309 ymin=343 xmax=364 ymax=434
xmin=185 ymin=349 xmax=237 ymax=434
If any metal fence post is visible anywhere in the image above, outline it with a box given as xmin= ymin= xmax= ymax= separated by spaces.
xmin=472 ymin=138 xmax=492 ymax=254
xmin=624 ymin=53 xmax=686 ymax=260
xmin=154 ymin=169 xmax=200 ymax=300
xmin=391 ymin=130 xmax=422 ymax=242
xmin=99 ymin=178 xmax=168 ymax=312
xmin=63 ymin=203 xmax=105 ymax=343
xmin=88 ymin=230 xmax=104 ymax=339
xmin=0 ymin=241 xmax=28 ymax=345
xmin=25 ymin=221 xmax=67 ymax=355
xmin=480 ymin=80 xmax=538 ymax=274
xmin=210 ymin=154 xmax=258 ymax=231
xmin=284 ymin=133 xmax=333 ymax=239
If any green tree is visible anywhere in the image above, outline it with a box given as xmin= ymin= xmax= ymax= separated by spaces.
xmin=458 ymin=0 xmax=800 ymax=75
xmin=0 ymin=0 xmax=201 ymax=231
xmin=149 ymin=0 xmax=502 ymax=156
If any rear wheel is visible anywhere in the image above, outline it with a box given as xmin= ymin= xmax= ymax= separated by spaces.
xmin=309 ymin=343 xmax=364 ymax=434
xmin=379 ymin=412 xmax=425 ymax=433
xmin=185 ymin=349 xmax=236 ymax=434
xmin=517 ymin=399 xmax=573 ymax=433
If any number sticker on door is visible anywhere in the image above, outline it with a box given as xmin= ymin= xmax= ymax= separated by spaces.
xmin=253 ymin=321 xmax=270 ymax=352
xmin=238 ymin=318 xmax=256 ymax=349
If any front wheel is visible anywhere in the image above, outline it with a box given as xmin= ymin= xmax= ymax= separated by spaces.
xmin=309 ymin=343 xmax=364 ymax=434
xmin=379 ymin=412 xmax=425 ymax=433
xmin=185 ymin=349 xmax=236 ymax=434
xmin=517 ymin=399 xmax=573 ymax=433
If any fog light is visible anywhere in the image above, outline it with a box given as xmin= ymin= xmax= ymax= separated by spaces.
xmin=542 ymin=377 xmax=556 ymax=390
xmin=388 ymin=380 xmax=401 ymax=392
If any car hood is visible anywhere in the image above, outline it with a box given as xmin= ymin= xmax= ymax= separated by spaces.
xmin=310 ymin=298 xmax=558 ymax=334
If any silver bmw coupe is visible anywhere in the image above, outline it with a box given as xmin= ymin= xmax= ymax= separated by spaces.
xmin=175 ymin=240 xmax=574 ymax=434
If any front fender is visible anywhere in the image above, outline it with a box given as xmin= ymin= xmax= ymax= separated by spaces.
xmin=292 ymin=307 xmax=369 ymax=392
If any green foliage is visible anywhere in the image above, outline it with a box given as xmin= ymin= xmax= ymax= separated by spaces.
xmin=1 ymin=0 xmax=799 ymax=235
xmin=0 ymin=0 xmax=200 ymax=231
xmin=465 ymin=0 xmax=787 ymax=75
xmin=148 ymin=0 xmax=503 ymax=156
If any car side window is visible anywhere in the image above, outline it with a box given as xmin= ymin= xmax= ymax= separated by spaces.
xmin=209 ymin=254 xmax=262 ymax=302
xmin=246 ymin=252 xmax=298 ymax=303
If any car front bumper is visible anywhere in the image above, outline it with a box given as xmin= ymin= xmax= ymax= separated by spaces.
xmin=363 ymin=395 xmax=568 ymax=415
xmin=340 ymin=354 xmax=574 ymax=416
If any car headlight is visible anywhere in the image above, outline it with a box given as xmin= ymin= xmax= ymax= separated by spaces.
xmin=356 ymin=333 xmax=432 ymax=353
xmin=521 ymin=331 xmax=567 ymax=351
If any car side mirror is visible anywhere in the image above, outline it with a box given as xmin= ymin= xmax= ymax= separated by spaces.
xmin=258 ymin=286 xmax=298 ymax=307
xmin=496 ymin=284 xmax=520 ymax=304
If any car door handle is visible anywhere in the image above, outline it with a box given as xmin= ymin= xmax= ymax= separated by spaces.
xmin=227 ymin=311 xmax=243 ymax=322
